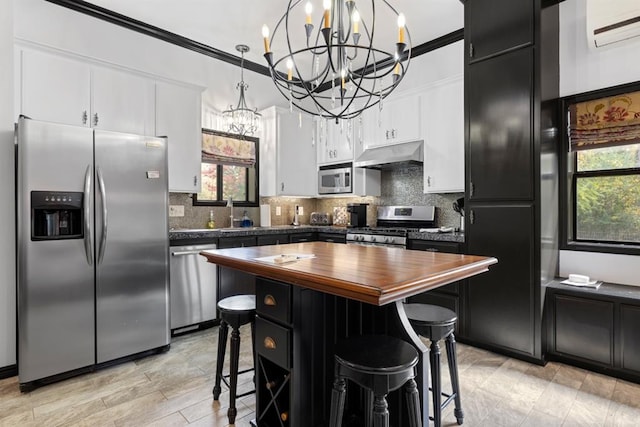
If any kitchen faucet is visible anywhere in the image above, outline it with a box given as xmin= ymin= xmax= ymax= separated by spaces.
xmin=226 ymin=198 xmax=234 ymax=228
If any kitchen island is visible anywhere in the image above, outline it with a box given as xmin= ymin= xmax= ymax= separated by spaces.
xmin=201 ymin=242 xmax=496 ymax=426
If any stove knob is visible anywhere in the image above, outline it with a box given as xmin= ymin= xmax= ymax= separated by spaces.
xmin=385 ymin=237 xmax=392 ymax=244
xmin=371 ymin=237 xmax=376 ymax=243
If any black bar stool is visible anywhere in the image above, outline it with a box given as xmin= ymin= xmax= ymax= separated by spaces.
xmin=404 ymin=303 xmax=463 ymax=427
xmin=329 ymin=334 xmax=422 ymax=427
xmin=212 ymin=295 xmax=256 ymax=425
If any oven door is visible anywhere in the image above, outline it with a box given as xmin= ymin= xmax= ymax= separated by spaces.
xmin=318 ymin=166 xmax=352 ymax=194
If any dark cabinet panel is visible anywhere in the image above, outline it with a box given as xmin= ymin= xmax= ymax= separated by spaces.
xmin=256 ymin=234 xmax=289 ymax=246
xmin=289 ymin=232 xmax=315 ymax=243
xmin=621 ymin=305 xmax=640 ymax=373
xmin=466 ymin=204 xmax=536 ymax=355
xmin=407 ymin=240 xmax=462 ymax=295
xmin=554 ymin=295 xmax=614 ymax=366
xmin=466 ymin=0 xmax=534 ymax=60
xmin=217 ymin=236 xmax=257 ymax=303
xmin=468 ymin=48 xmax=534 ymax=201
xmin=316 ymin=232 xmax=346 ymax=243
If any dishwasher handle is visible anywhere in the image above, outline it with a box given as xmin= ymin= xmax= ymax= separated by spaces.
xmin=171 ymin=249 xmax=216 ymax=257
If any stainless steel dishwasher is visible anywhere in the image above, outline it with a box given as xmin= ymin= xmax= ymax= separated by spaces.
xmin=170 ymin=243 xmax=218 ymax=332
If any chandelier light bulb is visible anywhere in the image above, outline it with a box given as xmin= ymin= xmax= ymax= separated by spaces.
xmin=323 ymin=0 xmax=331 ymax=28
xmin=397 ymin=13 xmax=406 ymax=43
xmin=262 ymin=25 xmax=270 ymax=53
xmin=305 ymin=2 xmax=313 ymax=24
xmin=352 ymin=10 xmax=360 ymax=34
xmin=286 ymin=58 xmax=294 ymax=81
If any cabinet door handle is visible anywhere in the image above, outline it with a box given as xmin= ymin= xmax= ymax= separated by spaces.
xmin=281 ymin=182 xmax=285 ymax=192
xmin=425 ymin=248 xmax=439 ymax=252
xmin=392 ymin=129 xmax=397 ymax=138
xmin=193 ymin=175 xmax=198 ymax=187
xmin=469 ymin=42 xmax=474 ymax=58
xmin=264 ymin=336 xmax=276 ymax=350
xmin=427 ymin=176 xmax=431 ymax=187
xmin=264 ymin=294 xmax=277 ymax=306
xmin=470 ymin=209 xmax=475 ymax=225
xmin=82 ymin=110 xmax=88 ymax=125
xmin=385 ymin=130 xmax=390 ymax=140
xmin=93 ymin=113 xmax=99 ymax=126
xmin=470 ymin=181 xmax=475 ymax=197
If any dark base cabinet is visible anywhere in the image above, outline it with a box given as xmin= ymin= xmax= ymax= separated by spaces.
xmin=407 ymin=240 xmax=464 ymax=335
xmin=546 ymin=282 xmax=640 ymax=383
xmin=217 ymin=236 xmax=257 ymax=302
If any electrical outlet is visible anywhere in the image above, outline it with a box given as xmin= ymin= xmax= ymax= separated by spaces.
xmin=169 ymin=205 xmax=184 ymax=217
xmin=298 ymin=206 xmax=304 ymax=215
xmin=275 ymin=206 xmax=282 ymax=216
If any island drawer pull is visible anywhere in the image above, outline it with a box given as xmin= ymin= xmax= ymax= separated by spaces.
xmin=264 ymin=294 xmax=277 ymax=306
xmin=264 ymin=336 xmax=276 ymax=349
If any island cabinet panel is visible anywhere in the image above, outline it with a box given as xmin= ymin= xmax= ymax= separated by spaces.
xmin=465 ymin=204 xmax=536 ymax=356
xmin=467 ymin=47 xmax=534 ymax=202
xmin=465 ymin=0 xmax=534 ymax=61
xmin=316 ymin=232 xmax=346 ymax=243
xmin=620 ymin=305 xmax=640 ymax=373
xmin=554 ymin=295 xmax=614 ymax=366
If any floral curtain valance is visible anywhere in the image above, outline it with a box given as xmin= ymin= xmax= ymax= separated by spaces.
xmin=201 ymin=129 xmax=256 ymax=167
xmin=569 ymin=90 xmax=640 ymax=151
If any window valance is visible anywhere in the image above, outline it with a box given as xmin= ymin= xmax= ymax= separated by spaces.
xmin=569 ymin=90 xmax=640 ymax=151
xmin=201 ymin=129 xmax=256 ymax=167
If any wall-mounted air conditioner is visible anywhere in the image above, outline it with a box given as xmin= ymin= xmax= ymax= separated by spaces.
xmin=587 ymin=0 xmax=640 ymax=48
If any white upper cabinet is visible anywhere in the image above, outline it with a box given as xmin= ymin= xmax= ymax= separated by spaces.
xmin=317 ymin=117 xmax=354 ymax=165
xmin=19 ymin=48 xmax=154 ymax=135
xmin=363 ymin=91 xmax=422 ymax=148
xmin=422 ymin=75 xmax=464 ymax=194
xmin=156 ymin=81 xmax=202 ymax=193
xmin=20 ymin=49 xmax=91 ymax=126
xmin=91 ymin=67 xmax=155 ymax=135
xmin=260 ymin=107 xmax=317 ymax=197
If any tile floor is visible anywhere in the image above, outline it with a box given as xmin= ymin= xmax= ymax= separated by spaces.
xmin=1 ymin=325 xmax=640 ymax=426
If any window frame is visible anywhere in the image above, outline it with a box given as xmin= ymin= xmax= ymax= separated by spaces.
xmin=560 ymin=81 xmax=640 ymax=256
xmin=192 ymin=129 xmax=260 ymax=208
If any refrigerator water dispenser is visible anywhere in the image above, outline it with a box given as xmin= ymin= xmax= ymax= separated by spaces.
xmin=31 ymin=191 xmax=83 ymax=240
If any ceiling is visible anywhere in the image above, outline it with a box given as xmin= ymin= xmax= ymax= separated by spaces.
xmin=82 ymin=0 xmax=464 ymax=73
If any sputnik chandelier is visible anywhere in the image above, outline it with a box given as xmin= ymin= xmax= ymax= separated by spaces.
xmin=222 ymin=44 xmax=261 ymax=136
xmin=262 ymin=0 xmax=411 ymax=121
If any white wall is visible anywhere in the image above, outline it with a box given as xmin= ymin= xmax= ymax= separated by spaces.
xmin=559 ymin=0 xmax=640 ymax=286
xmin=1 ymin=0 xmax=15 ymax=368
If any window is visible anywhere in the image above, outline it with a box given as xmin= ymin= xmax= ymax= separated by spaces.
xmin=566 ymin=87 xmax=640 ymax=247
xmin=193 ymin=129 xmax=259 ymax=206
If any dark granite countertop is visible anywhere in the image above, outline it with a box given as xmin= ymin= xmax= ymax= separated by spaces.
xmin=169 ymin=225 xmax=346 ymax=240
xmin=408 ymin=231 xmax=465 ymax=243
xmin=170 ymin=226 xmax=465 ymax=243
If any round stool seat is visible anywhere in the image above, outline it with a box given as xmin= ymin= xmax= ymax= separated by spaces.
xmin=218 ymin=294 xmax=256 ymax=313
xmin=336 ymin=335 xmax=419 ymax=374
xmin=404 ymin=303 xmax=457 ymax=327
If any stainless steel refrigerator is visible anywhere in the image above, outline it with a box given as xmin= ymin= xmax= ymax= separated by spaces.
xmin=16 ymin=117 xmax=170 ymax=389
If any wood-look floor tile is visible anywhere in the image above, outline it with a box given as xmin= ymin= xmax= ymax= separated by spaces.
xmin=532 ymin=381 xmax=580 ymax=419
xmin=520 ymin=410 xmax=565 ymax=427
xmin=0 ymin=407 xmax=34 ymax=426
xmin=610 ymin=379 xmax=640 ymax=409
xmin=142 ymin=411 xmax=189 ymax=427
xmin=564 ymin=392 xmax=611 ymax=427
xmin=32 ymin=397 xmax=107 ymax=426
xmin=67 ymin=391 xmax=167 ymax=427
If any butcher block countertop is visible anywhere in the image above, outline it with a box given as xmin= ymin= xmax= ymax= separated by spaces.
xmin=201 ymin=242 xmax=497 ymax=306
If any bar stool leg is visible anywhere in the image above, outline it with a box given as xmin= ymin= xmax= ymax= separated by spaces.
xmin=212 ymin=320 xmax=228 ymax=400
xmin=364 ymin=390 xmax=374 ymax=427
xmin=446 ymin=334 xmax=464 ymax=425
xmin=227 ymin=326 xmax=241 ymax=424
xmin=372 ymin=394 xmax=389 ymax=427
xmin=329 ymin=377 xmax=347 ymax=427
xmin=404 ymin=378 xmax=422 ymax=427
xmin=251 ymin=319 xmax=256 ymax=385
xmin=430 ymin=339 xmax=442 ymax=427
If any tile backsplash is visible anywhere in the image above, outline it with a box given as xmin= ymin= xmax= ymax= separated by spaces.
xmin=168 ymin=165 xmax=463 ymax=230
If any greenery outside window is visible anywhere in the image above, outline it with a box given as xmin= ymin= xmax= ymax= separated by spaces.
xmin=565 ymin=87 xmax=640 ymax=249
xmin=193 ymin=129 xmax=259 ymax=206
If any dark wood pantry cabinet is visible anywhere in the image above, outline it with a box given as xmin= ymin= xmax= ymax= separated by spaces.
xmin=462 ymin=0 xmax=559 ymax=362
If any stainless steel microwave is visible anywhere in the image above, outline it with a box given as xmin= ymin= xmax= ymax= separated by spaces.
xmin=318 ymin=165 xmax=352 ymax=194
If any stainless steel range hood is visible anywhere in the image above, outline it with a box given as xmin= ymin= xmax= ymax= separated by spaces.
xmin=353 ymin=140 xmax=423 ymax=169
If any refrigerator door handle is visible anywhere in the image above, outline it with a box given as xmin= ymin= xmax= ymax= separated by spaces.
xmin=83 ymin=165 xmax=93 ymax=266
xmin=97 ymin=166 xmax=108 ymax=265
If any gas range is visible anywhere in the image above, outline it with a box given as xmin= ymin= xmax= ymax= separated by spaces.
xmin=346 ymin=206 xmax=436 ymax=248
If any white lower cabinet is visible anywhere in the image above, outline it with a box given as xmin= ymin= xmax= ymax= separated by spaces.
xmin=422 ymin=75 xmax=464 ymax=194
xmin=156 ymin=82 xmax=203 ymax=193
xmin=260 ymin=107 xmax=317 ymax=197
